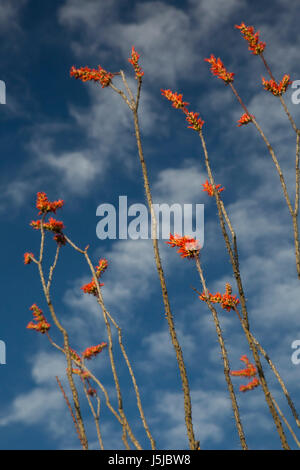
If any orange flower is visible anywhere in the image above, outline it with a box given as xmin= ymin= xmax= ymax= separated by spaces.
xmin=72 ymin=368 xmax=90 ymax=379
xmin=82 ymin=343 xmax=107 ymax=360
xmin=95 ymin=258 xmax=108 ymax=278
xmin=36 ymin=192 xmax=64 ymax=215
xmin=262 ymin=74 xmax=291 ymax=96
xmin=166 ymin=233 xmax=201 ymax=259
xmin=30 ymin=220 xmax=41 ymax=230
xmin=185 ymin=111 xmax=204 ymax=132
xmin=26 ymin=304 xmax=50 ymax=334
xmin=30 ymin=218 xmax=64 ymax=233
xmin=237 ymin=113 xmax=254 ymax=127
xmin=43 ymin=217 xmax=65 ymax=233
xmin=205 ymin=54 xmax=234 ymax=84
xmin=81 ymin=278 xmax=104 ymax=296
xmin=81 ymin=259 xmax=107 ymax=295
xmin=199 ymin=291 xmax=222 ymax=304
xmin=235 ymin=23 xmax=266 ymax=55
xmin=230 ymin=355 xmax=260 ymax=392
xmin=240 ymin=377 xmax=260 ymax=392
xmin=161 ymin=89 xmax=189 ymax=111
xmin=220 ymin=293 xmax=240 ymax=312
xmin=24 ymin=252 xmax=35 ymax=265
xmin=128 ymin=46 xmax=144 ymax=79
xmin=70 ymin=65 xmax=114 ymax=88
xmin=69 ymin=348 xmax=81 ymax=363
xmin=199 ymin=284 xmax=239 ymax=312
xmin=53 ymin=233 xmax=67 ymax=246
xmin=202 ymin=180 xmax=224 ymax=197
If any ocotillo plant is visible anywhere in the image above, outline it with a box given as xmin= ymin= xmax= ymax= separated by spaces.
xmin=24 ymin=21 xmax=300 ymax=449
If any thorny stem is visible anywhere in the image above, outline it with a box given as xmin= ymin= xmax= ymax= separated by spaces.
xmin=260 ymin=53 xmax=298 ymax=134
xmin=232 ymin=304 xmax=290 ymax=448
xmin=198 ymin=130 xmax=290 ymax=448
xmin=46 ymin=332 xmax=124 ymax=428
xmin=47 ymin=244 xmax=60 ymax=291
xmin=230 ymin=82 xmax=294 ymax=215
xmin=120 ymin=74 xmax=199 ymax=450
xmin=195 ymin=258 xmax=248 ymax=450
xmin=294 ymin=130 xmax=300 ymax=278
xmin=199 ymin=131 xmax=249 ymax=329
xmin=55 ymin=376 xmax=85 ymax=448
xmin=80 ymin=373 xmax=104 ymax=450
xmin=65 ymin=235 xmax=143 ymax=450
xmin=84 ymin=252 xmax=140 ymax=450
xmin=229 ymin=82 xmax=300 ymax=279
xmin=270 ymin=391 xmax=300 ymax=448
xmin=233 ymin=306 xmax=300 ymax=428
xmin=103 ymin=308 xmax=156 ymax=449
xmin=37 ymin=224 xmax=88 ymax=449
xmin=107 ymin=73 xmax=198 ymax=449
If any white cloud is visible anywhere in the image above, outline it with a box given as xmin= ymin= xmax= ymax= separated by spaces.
xmin=58 ymin=1 xmax=204 ymax=83
xmin=153 ymin=163 xmax=207 ymax=204
xmin=43 ymin=151 xmax=99 ymax=194
xmin=187 ymin=0 xmax=245 ymax=34
xmin=0 ymin=388 xmax=63 ymax=427
xmin=64 ymin=239 xmax=157 ymax=318
xmin=154 ymin=389 xmax=232 ymax=448
xmin=141 ymin=327 xmax=197 ymax=366
xmin=0 ymin=0 xmax=27 ymax=33
xmin=31 ymin=352 xmax=68 ymax=385
xmin=0 ymin=180 xmax=33 ymax=213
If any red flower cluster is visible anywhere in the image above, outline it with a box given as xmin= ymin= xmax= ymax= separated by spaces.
xmin=204 ymin=54 xmax=235 ymax=84
xmin=161 ymin=89 xmax=204 ymax=132
xmin=81 ymin=279 xmax=103 ymax=295
xmin=202 ymin=180 xmax=225 ymax=197
xmin=87 ymin=387 xmax=97 ymax=397
xmin=185 ymin=111 xmax=205 ymax=132
xmin=44 ymin=217 xmax=65 ymax=233
xmin=230 ymin=355 xmax=260 ymax=392
xmin=30 ymin=220 xmax=41 ymax=230
xmin=166 ymin=233 xmax=201 ymax=259
xmin=72 ymin=367 xmax=97 ymax=396
xmin=26 ymin=304 xmax=50 ymax=334
xmin=30 ymin=193 xmax=67 ymax=246
xmin=70 ymin=65 xmax=114 ymax=88
xmin=128 ymin=46 xmax=144 ymax=79
xmin=262 ymin=74 xmax=291 ymax=96
xmin=82 ymin=343 xmax=107 ymax=360
xmin=95 ymin=258 xmax=108 ymax=277
xmin=237 ymin=113 xmax=254 ymax=127
xmin=235 ymin=23 xmax=266 ymax=55
xmin=69 ymin=348 xmax=81 ymax=363
xmin=81 ymin=258 xmax=108 ymax=295
xmin=230 ymin=355 xmax=257 ymax=377
xmin=161 ymin=89 xmax=189 ymax=111
xmin=239 ymin=378 xmax=260 ymax=392
xmin=72 ymin=368 xmax=90 ymax=379
xmin=30 ymin=218 xmax=65 ymax=233
xmin=24 ymin=252 xmax=35 ymax=265
xmin=199 ymin=283 xmax=240 ymax=312
xmin=36 ymin=192 xmax=64 ymax=215
xmin=53 ymin=233 xmax=67 ymax=246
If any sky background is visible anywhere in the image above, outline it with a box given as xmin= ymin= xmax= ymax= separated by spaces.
xmin=0 ymin=0 xmax=300 ymax=450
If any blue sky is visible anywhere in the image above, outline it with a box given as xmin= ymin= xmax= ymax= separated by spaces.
xmin=0 ymin=0 xmax=300 ymax=450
